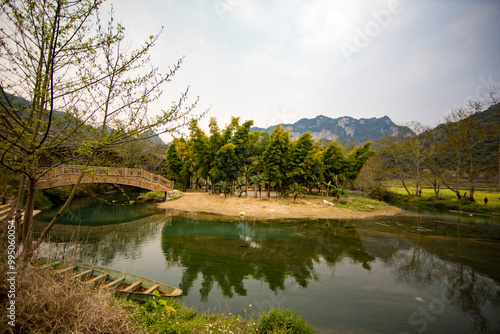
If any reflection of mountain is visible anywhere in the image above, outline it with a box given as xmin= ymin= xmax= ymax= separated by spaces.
xmin=161 ymin=217 xmax=375 ymax=300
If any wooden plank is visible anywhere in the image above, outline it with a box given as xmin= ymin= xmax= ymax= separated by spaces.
xmin=54 ymin=266 xmax=76 ymax=274
xmin=84 ymin=273 xmax=108 ymax=285
xmin=165 ymin=288 xmax=183 ymax=297
xmin=121 ymin=281 xmax=141 ymax=292
xmin=143 ymin=285 xmax=159 ymax=294
xmin=73 ymin=269 xmax=93 ymax=280
xmin=101 ymin=277 xmax=125 ymax=289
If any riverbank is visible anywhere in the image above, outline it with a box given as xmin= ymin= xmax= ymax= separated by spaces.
xmin=158 ymin=193 xmax=403 ymax=219
xmin=0 ymin=259 xmax=312 ymax=333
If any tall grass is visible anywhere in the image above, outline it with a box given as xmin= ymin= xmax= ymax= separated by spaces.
xmin=0 ymin=261 xmax=140 ymax=333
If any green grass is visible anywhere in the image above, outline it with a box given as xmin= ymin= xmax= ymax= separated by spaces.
xmin=388 ymin=186 xmax=500 ymax=205
xmin=124 ymin=297 xmax=313 ymax=334
xmin=382 ymin=186 xmax=500 ymax=215
xmin=307 ymin=194 xmax=392 ymax=212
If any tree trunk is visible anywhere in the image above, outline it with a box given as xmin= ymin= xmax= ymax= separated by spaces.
xmin=469 ymin=149 xmax=475 ymax=202
xmin=267 ymin=177 xmax=271 ymax=198
xmin=21 ymin=177 xmax=37 ymax=259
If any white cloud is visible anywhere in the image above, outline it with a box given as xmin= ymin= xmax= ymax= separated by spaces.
xmin=109 ymin=0 xmax=500 ymax=137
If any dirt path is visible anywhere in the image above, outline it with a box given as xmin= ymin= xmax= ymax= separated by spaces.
xmin=158 ymin=193 xmax=403 ymax=219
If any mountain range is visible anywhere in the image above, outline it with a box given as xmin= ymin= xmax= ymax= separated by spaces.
xmin=251 ymin=115 xmax=413 ymax=145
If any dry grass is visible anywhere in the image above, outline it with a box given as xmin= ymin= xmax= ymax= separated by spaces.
xmin=0 ymin=260 xmax=142 ymax=334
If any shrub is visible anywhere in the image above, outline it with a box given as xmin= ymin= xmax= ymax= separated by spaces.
xmin=367 ymin=186 xmax=400 ymax=204
xmin=34 ymin=190 xmax=53 ymax=209
xmin=257 ymin=307 xmax=313 ymax=334
xmin=137 ymin=191 xmax=165 ymax=202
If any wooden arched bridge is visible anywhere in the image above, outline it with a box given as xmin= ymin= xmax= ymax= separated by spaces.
xmin=36 ymin=165 xmax=174 ymax=192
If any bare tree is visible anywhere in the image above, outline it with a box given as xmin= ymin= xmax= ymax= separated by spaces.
xmin=0 ymin=0 xmax=202 ymax=260
xmin=444 ymin=101 xmax=487 ymax=202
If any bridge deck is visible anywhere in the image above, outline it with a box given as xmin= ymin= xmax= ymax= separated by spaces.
xmin=36 ymin=165 xmax=174 ymax=192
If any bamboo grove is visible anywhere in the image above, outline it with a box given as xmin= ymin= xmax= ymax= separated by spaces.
xmin=164 ymin=117 xmax=375 ymax=198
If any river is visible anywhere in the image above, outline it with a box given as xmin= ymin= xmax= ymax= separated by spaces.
xmin=34 ymin=194 xmax=500 ymax=333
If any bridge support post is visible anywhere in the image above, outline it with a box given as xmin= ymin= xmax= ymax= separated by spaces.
xmin=164 ymin=192 xmax=168 ymax=202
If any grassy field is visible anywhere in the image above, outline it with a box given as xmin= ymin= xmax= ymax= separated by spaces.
xmin=388 ymin=186 xmax=500 ymax=205
xmin=377 ymin=181 xmax=500 ymax=215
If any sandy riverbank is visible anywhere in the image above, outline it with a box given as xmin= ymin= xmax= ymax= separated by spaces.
xmin=158 ymin=193 xmax=403 ymax=219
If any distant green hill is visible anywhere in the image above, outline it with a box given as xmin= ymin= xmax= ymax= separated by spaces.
xmin=0 ymin=91 xmax=167 ymax=147
xmin=425 ymin=103 xmax=500 ymax=179
xmin=251 ymin=115 xmax=414 ymax=145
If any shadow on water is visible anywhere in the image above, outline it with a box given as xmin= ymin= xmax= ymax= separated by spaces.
xmin=36 ymin=200 xmax=500 ymax=333
xmin=160 ymin=215 xmax=375 ymax=300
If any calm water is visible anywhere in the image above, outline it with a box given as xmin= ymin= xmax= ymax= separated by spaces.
xmin=34 ymin=195 xmax=500 ymax=333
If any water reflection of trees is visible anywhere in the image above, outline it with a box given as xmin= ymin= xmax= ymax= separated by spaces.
xmin=161 ymin=218 xmax=375 ymax=300
xmin=34 ymin=194 xmax=162 ymax=226
xmin=35 ymin=215 xmax=170 ymax=266
xmin=369 ymin=232 xmax=500 ymax=332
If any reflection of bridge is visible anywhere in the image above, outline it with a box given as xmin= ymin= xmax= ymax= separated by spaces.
xmin=36 ymin=165 xmax=174 ymax=192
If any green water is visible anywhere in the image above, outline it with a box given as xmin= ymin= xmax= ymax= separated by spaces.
xmin=35 ymin=196 xmax=500 ymax=333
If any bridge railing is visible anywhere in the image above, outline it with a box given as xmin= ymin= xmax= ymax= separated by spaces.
xmin=38 ymin=165 xmax=174 ymax=190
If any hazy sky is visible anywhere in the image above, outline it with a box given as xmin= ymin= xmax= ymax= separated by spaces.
xmin=110 ymin=0 xmax=500 ymax=136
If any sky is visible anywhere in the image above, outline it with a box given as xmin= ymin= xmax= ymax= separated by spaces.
xmin=110 ymin=0 xmax=500 ymax=139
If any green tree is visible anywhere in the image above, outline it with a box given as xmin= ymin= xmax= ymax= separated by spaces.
xmin=230 ymin=119 xmax=254 ymax=193
xmin=188 ymin=120 xmax=210 ymax=189
xmin=290 ymin=132 xmax=316 ymax=188
xmin=165 ymin=140 xmax=184 ymax=188
xmin=261 ymin=125 xmax=292 ymax=197
xmin=323 ymin=142 xmax=348 ymax=187
xmin=346 ymin=141 xmax=375 ymax=186
xmin=211 ymin=143 xmax=239 ymax=193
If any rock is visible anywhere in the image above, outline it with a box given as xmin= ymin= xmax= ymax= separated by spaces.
xmin=239 ymin=211 xmax=246 ymax=217
xmin=323 ymin=200 xmax=334 ymax=206
xmin=365 ymin=205 xmax=375 ymax=210
xmin=268 ymin=209 xmax=276 ymax=213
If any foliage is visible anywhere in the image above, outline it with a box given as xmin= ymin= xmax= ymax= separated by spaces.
xmin=34 ymin=190 xmax=53 ymax=210
xmin=257 ymin=307 xmax=314 ymax=334
xmin=165 ymin=119 xmax=375 ymax=198
xmin=126 ymin=294 xmax=314 ymax=334
xmin=137 ymin=191 xmax=165 ymax=202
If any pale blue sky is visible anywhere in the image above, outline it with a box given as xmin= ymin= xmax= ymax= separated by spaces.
xmin=110 ymin=0 xmax=500 ymax=137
